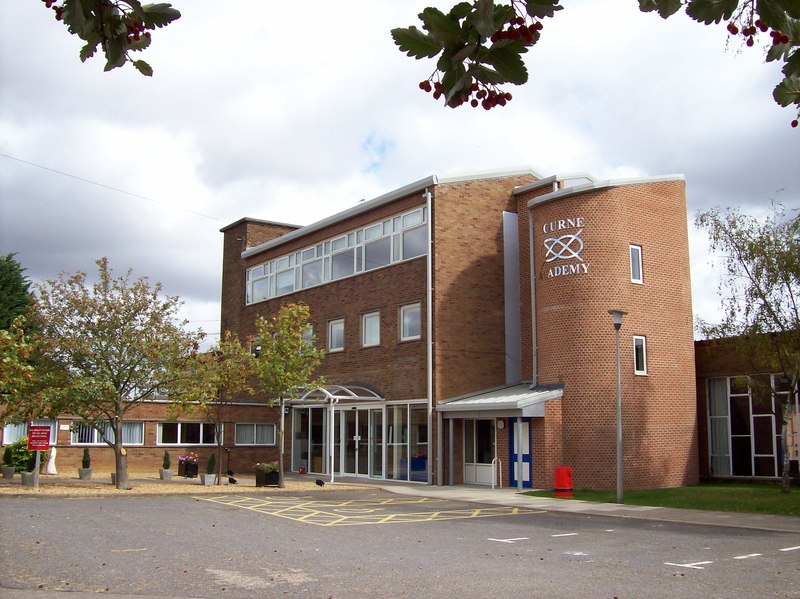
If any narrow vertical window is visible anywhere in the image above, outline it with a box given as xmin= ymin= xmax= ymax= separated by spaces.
xmin=328 ymin=319 xmax=345 ymax=352
xmin=362 ymin=311 xmax=380 ymax=347
xmin=400 ymin=303 xmax=421 ymax=341
xmin=633 ymin=335 xmax=647 ymax=375
xmin=630 ymin=245 xmax=643 ymax=284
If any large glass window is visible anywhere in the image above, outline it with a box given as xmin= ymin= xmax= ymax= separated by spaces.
xmin=245 ymin=206 xmax=428 ymax=304
xmin=633 ymin=336 xmax=647 ymax=375
xmin=3 ymin=420 xmax=57 ymax=446
xmin=630 ymin=245 xmax=643 ymax=284
xmin=157 ymin=422 xmax=219 ymax=446
xmin=71 ymin=421 xmax=144 ymax=445
xmin=362 ymin=311 xmax=380 ymax=347
xmin=235 ymin=423 xmax=276 ymax=445
xmin=400 ymin=303 xmax=421 ymax=341
xmin=328 ymin=319 xmax=344 ymax=352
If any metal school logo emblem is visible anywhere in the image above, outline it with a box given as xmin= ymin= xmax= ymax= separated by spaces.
xmin=543 ymin=217 xmax=589 ymax=278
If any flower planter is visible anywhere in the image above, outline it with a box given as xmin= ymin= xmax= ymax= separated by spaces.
xmin=159 ymin=469 xmax=173 ymax=482
xmin=78 ymin=467 xmax=93 ymax=480
xmin=178 ymin=462 xmax=198 ymax=478
xmin=21 ymin=472 xmax=35 ymax=487
xmin=2 ymin=465 xmax=15 ymax=479
xmin=255 ymin=470 xmax=279 ymax=487
xmin=201 ymin=473 xmax=217 ymax=486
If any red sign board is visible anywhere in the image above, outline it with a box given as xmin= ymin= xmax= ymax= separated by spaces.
xmin=27 ymin=425 xmax=51 ymax=451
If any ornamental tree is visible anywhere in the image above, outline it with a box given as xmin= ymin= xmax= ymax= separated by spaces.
xmin=0 ymin=317 xmax=36 ymax=408
xmin=167 ymin=330 xmax=256 ymax=484
xmin=253 ymin=303 xmax=325 ymax=488
xmin=393 ymin=0 xmax=799 ymax=124
xmin=696 ymin=205 xmax=799 ymax=492
xmin=33 ymin=257 xmax=205 ymax=489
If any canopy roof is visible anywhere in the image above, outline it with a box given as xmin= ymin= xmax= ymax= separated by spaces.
xmin=288 ymin=383 xmax=384 ymax=404
xmin=437 ymin=383 xmax=563 ymax=419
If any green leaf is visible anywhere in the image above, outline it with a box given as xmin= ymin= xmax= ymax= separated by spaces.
xmin=391 ymin=26 xmax=443 ymax=59
xmin=448 ymin=2 xmax=474 ymax=20
xmin=141 ymin=3 xmax=181 ymax=29
xmin=418 ymin=7 xmax=465 ymax=45
xmin=771 ymin=0 xmax=800 ymax=20
xmin=773 ymin=75 xmax=800 ymax=107
xmin=103 ymin=35 xmax=127 ymax=71
xmin=638 ymin=0 xmax=683 ymax=19
xmin=472 ymin=63 xmax=505 ymax=85
xmin=782 ymin=49 xmax=800 ymax=79
xmin=483 ymin=46 xmax=528 ymax=84
xmin=473 ymin=0 xmax=497 ymax=39
xmin=79 ymin=32 xmax=102 ymax=62
xmin=133 ymin=60 xmax=153 ymax=76
xmin=452 ymin=42 xmax=479 ymax=63
xmin=523 ymin=0 xmax=565 ymax=19
xmin=685 ymin=0 xmax=739 ymax=25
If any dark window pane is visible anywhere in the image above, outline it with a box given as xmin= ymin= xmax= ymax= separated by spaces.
xmin=160 ymin=422 xmax=178 ymax=444
xmin=181 ymin=423 xmax=201 ymax=444
xmin=402 ymin=225 xmax=427 ymax=260
xmin=753 ymin=416 xmax=775 ymax=454
xmin=754 ymin=456 xmax=776 ymax=477
xmin=201 ymin=424 xmax=216 ymax=444
xmin=730 ymin=396 xmax=751 ymax=435
xmin=751 ymin=385 xmax=773 ymax=415
xmin=730 ymin=376 xmax=749 ymax=395
xmin=331 ymin=249 xmax=355 ymax=279
xmin=731 ymin=436 xmax=752 ymax=476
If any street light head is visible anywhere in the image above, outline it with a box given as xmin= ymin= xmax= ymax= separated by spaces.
xmin=608 ymin=309 xmax=627 ymax=330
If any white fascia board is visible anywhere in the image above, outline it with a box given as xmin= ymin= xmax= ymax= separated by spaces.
xmin=527 ymin=174 xmax=685 ymax=209
xmin=513 ymin=173 xmax=595 ymax=196
xmin=241 ymin=175 xmax=436 ymax=259
xmin=240 ymin=167 xmax=545 ymax=260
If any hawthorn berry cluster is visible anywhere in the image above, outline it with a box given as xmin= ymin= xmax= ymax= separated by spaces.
xmin=125 ymin=19 xmax=152 ymax=45
xmin=726 ymin=18 xmax=790 ymax=48
xmin=42 ymin=0 xmax=63 ymax=21
xmin=490 ymin=16 xmax=544 ymax=44
xmin=419 ymin=79 xmax=514 ymax=110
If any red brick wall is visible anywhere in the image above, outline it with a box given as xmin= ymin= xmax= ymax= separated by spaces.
xmin=517 ymin=179 xmax=698 ymax=490
xmin=42 ymin=401 xmax=281 ymax=474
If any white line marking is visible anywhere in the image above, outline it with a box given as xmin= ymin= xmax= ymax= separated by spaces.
xmin=604 ymin=529 xmax=615 ymax=532
xmin=733 ymin=554 xmax=762 ymax=560
xmin=779 ymin=546 xmax=800 ymax=552
xmin=664 ymin=561 xmax=713 ymax=570
xmin=551 ymin=533 xmax=578 ymax=537
xmin=565 ymin=551 xmax=588 ymax=556
xmin=488 ymin=537 xmax=530 ymax=544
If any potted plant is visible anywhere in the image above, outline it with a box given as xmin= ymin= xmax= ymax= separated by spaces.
xmin=201 ymin=453 xmax=217 ymax=486
xmin=254 ymin=461 xmax=279 ymax=487
xmin=78 ymin=448 xmax=93 ymax=480
xmin=2 ymin=445 xmax=14 ymax=479
xmin=178 ymin=452 xmax=198 ymax=478
xmin=21 ymin=453 xmax=36 ymax=487
xmin=160 ymin=450 xmax=173 ymax=481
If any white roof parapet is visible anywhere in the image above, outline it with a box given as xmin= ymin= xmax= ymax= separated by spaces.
xmin=525 ymin=174 xmax=685 ymax=208
xmin=240 ymin=167 xmax=544 ymax=259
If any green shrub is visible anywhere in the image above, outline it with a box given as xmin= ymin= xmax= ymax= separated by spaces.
xmin=206 ymin=452 xmax=216 ymax=475
xmin=8 ymin=437 xmax=35 ymax=473
xmin=81 ymin=447 xmax=91 ymax=469
xmin=2 ymin=445 xmax=12 ymax=466
xmin=162 ymin=450 xmax=171 ymax=470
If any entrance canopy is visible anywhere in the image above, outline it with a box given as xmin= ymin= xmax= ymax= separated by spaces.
xmin=437 ymin=383 xmax=563 ymax=419
xmin=288 ymin=382 xmax=384 ymax=405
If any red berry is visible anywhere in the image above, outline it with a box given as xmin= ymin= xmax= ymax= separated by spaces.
xmin=470 ymin=99 xmax=479 ymax=107
xmin=746 ymin=37 xmax=754 ymax=47
xmin=792 ymin=120 xmax=799 ymax=128
xmin=727 ymin=23 xmax=738 ymax=35
xmin=781 ymin=34 xmax=789 ymax=44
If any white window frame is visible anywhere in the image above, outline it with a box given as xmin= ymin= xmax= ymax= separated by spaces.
xmin=156 ymin=422 xmax=220 ymax=446
xmin=235 ymin=423 xmax=277 ymax=446
xmin=362 ymin=311 xmax=381 ymax=347
xmin=630 ymin=245 xmax=643 ymax=284
xmin=328 ymin=318 xmax=345 ymax=352
xmin=633 ymin=335 xmax=647 ymax=375
xmin=70 ymin=421 xmax=145 ymax=446
xmin=400 ymin=303 xmax=422 ymax=341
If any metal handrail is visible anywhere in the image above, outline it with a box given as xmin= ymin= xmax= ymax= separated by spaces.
xmin=491 ymin=457 xmax=502 ymax=489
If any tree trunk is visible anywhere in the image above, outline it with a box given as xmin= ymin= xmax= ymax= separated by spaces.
xmin=780 ymin=398 xmax=791 ymax=493
xmin=114 ymin=437 xmax=129 ymax=490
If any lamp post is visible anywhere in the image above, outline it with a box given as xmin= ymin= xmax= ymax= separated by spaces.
xmin=608 ymin=309 xmax=627 ymax=504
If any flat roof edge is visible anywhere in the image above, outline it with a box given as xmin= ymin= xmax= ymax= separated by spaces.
xmin=527 ymin=174 xmax=685 ymax=208
xmin=219 ymin=217 xmax=301 ymax=234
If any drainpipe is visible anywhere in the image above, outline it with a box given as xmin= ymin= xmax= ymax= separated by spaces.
xmin=528 ymin=205 xmax=537 ymax=386
xmin=425 ymin=187 xmax=436 ymax=486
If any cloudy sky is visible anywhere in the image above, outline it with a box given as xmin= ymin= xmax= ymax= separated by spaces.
xmin=1 ymin=1 xmax=798 ymax=347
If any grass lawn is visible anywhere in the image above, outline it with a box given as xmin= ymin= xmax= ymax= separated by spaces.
xmin=522 ymin=481 xmax=800 ymax=517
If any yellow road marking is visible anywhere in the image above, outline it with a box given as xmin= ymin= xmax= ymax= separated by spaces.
xmin=196 ymin=495 xmax=544 ymax=526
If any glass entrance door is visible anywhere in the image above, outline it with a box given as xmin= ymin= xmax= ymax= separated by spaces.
xmin=344 ymin=409 xmax=369 ymax=476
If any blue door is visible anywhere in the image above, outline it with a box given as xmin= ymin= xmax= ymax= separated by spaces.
xmin=509 ymin=418 xmax=532 ymax=488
